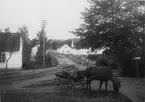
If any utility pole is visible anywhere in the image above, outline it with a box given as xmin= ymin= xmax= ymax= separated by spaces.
xmin=41 ymin=20 xmax=47 ymax=68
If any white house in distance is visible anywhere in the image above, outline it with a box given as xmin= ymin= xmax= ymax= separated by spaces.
xmin=0 ymin=33 xmax=23 ymax=69
xmin=57 ymin=39 xmax=107 ymax=55
xmin=57 ymin=44 xmax=73 ymax=54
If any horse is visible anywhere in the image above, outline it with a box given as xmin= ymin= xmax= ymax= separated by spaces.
xmin=85 ymin=66 xmax=121 ymax=93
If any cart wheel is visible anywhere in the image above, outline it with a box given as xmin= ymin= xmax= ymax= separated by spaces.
xmin=54 ymin=76 xmax=61 ymax=85
xmin=68 ymin=80 xmax=75 ymax=91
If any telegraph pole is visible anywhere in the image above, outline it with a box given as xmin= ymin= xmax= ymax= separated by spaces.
xmin=41 ymin=20 xmax=47 ymax=68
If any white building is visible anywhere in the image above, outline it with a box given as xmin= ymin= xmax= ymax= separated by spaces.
xmin=57 ymin=44 xmax=90 ymax=55
xmin=57 ymin=39 xmax=108 ymax=55
xmin=0 ymin=33 xmax=23 ymax=69
xmin=57 ymin=44 xmax=73 ymax=54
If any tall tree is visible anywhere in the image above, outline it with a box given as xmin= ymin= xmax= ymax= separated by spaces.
xmin=18 ymin=25 xmax=31 ymax=65
xmin=71 ymin=0 xmax=145 ymax=73
xmin=35 ymin=24 xmax=48 ymax=67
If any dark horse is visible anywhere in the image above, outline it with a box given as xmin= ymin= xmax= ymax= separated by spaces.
xmin=85 ymin=66 xmax=121 ymax=93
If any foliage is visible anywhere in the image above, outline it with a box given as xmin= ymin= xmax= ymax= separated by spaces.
xmin=0 ymin=28 xmax=20 ymax=52
xmin=4 ymin=27 xmax=11 ymax=33
xmin=30 ymin=38 xmax=38 ymax=48
xmin=18 ymin=25 xmax=39 ymax=69
xmin=18 ymin=25 xmax=32 ymax=65
xmin=71 ymin=0 xmax=145 ymax=72
xmin=35 ymin=26 xmax=52 ymax=67
xmin=72 ymin=0 xmax=145 ymax=49
xmin=0 ymin=28 xmax=14 ymax=73
xmin=51 ymin=41 xmax=57 ymax=50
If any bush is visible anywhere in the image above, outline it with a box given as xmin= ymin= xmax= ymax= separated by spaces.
xmin=22 ymin=61 xmax=35 ymax=70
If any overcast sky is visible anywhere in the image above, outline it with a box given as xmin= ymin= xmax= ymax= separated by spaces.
xmin=0 ymin=0 xmax=89 ymax=39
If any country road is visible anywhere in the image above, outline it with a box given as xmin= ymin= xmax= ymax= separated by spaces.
xmin=47 ymin=50 xmax=87 ymax=70
xmin=0 ymin=50 xmax=145 ymax=102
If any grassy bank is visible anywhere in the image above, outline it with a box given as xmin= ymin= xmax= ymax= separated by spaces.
xmin=1 ymin=90 xmax=132 ymax=102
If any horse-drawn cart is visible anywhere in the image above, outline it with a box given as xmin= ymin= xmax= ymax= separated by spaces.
xmin=54 ymin=65 xmax=121 ymax=92
xmin=54 ymin=65 xmax=86 ymax=90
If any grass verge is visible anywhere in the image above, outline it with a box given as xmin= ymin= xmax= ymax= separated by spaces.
xmin=1 ymin=90 xmax=132 ymax=102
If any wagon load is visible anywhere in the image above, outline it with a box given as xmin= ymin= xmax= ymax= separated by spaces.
xmin=54 ymin=64 xmax=86 ymax=89
xmin=55 ymin=65 xmax=80 ymax=79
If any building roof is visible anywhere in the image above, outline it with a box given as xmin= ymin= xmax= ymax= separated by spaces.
xmin=59 ymin=44 xmax=72 ymax=50
xmin=0 ymin=33 xmax=20 ymax=52
xmin=56 ymin=38 xmax=80 ymax=49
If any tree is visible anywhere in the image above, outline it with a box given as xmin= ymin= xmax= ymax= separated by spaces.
xmin=18 ymin=25 xmax=31 ymax=65
xmin=4 ymin=31 xmax=12 ymax=74
xmin=30 ymin=38 xmax=38 ymax=48
xmin=51 ymin=41 xmax=57 ymax=50
xmin=35 ymin=24 xmax=48 ymax=67
xmin=4 ymin=27 xmax=11 ymax=33
xmin=71 ymin=0 xmax=145 ymax=73
xmin=0 ymin=28 xmax=17 ymax=74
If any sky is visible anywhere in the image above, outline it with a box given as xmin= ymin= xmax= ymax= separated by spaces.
xmin=0 ymin=0 xmax=89 ymax=39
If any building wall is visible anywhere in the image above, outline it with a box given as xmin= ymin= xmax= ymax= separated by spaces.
xmin=0 ymin=36 xmax=23 ymax=69
xmin=57 ymin=44 xmax=72 ymax=54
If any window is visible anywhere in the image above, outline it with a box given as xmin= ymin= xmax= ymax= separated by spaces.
xmin=0 ymin=52 xmax=5 ymax=63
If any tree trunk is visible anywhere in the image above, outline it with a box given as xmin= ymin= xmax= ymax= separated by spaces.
xmin=114 ymin=41 xmax=124 ymax=75
xmin=5 ymin=60 xmax=8 ymax=74
xmin=5 ymin=52 xmax=12 ymax=74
